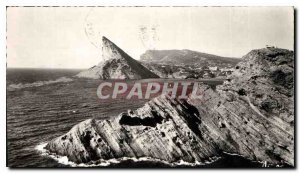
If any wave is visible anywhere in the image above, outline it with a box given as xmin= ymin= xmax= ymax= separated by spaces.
xmin=35 ymin=143 xmax=221 ymax=167
xmin=8 ymin=77 xmax=73 ymax=91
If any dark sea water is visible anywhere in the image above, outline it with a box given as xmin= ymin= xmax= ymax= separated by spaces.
xmin=6 ymin=68 xmax=285 ymax=168
xmin=7 ymin=68 xmax=83 ymax=85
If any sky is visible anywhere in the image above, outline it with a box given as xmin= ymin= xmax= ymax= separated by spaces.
xmin=7 ymin=7 xmax=294 ymax=69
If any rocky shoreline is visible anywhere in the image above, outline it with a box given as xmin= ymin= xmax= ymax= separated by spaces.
xmin=45 ymin=47 xmax=294 ymax=167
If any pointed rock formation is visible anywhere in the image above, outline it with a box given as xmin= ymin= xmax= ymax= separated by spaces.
xmin=76 ymin=37 xmax=159 ymax=79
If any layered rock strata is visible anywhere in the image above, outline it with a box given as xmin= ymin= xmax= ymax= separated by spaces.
xmin=48 ymin=48 xmax=294 ymax=166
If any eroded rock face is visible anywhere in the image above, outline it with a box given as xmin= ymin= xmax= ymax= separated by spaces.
xmin=46 ymin=96 xmax=219 ymax=164
xmin=47 ymin=48 xmax=294 ymax=166
xmin=189 ymin=48 xmax=294 ymax=166
xmin=76 ymin=37 xmax=159 ymax=79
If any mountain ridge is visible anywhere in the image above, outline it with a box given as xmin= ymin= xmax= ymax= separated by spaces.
xmin=140 ymin=49 xmax=241 ymax=67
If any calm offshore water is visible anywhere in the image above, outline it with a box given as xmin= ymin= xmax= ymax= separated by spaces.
xmin=6 ymin=68 xmax=274 ymax=168
xmin=7 ymin=68 xmax=83 ymax=85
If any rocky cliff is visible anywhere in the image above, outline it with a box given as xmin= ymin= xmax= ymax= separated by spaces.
xmin=47 ymin=47 xmax=294 ymax=166
xmin=46 ymin=95 xmax=220 ymax=164
xmin=189 ymin=47 xmax=294 ymax=166
xmin=76 ymin=37 xmax=159 ymax=79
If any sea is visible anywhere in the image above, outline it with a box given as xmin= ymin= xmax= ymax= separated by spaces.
xmin=6 ymin=68 xmax=285 ymax=168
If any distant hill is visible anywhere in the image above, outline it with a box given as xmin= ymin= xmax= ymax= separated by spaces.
xmin=140 ymin=49 xmax=241 ymax=68
xmin=76 ymin=37 xmax=159 ymax=79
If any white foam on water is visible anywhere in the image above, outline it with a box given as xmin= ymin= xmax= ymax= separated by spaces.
xmin=8 ymin=77 xmax=73 ymax=91
xmin=35 ymin=143 xmax=221 ymax=167
xmin=221 ymin=151 xmax=285 ymax=167
xmin=35 ymin=143 xmax=48 ymax=155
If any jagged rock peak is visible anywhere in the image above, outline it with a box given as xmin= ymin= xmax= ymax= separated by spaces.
xmin=102 ymin=36 xmax=116 ymax=47
xmin=101 ymin=36 xmax=129 ymax=62
xmin=76 ymin=36 xmax=159 ymax=79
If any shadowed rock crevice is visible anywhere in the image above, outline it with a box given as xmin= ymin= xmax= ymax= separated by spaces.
xmin=270 ymin=69 xmax=293 ymax=89
xmin=79 ymin=130 xmax=100 ymax=162
xmin=176 ymin=99 xmax=202 ymax=137
xmin=118 ymin=111 xmax=164 ymax=127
